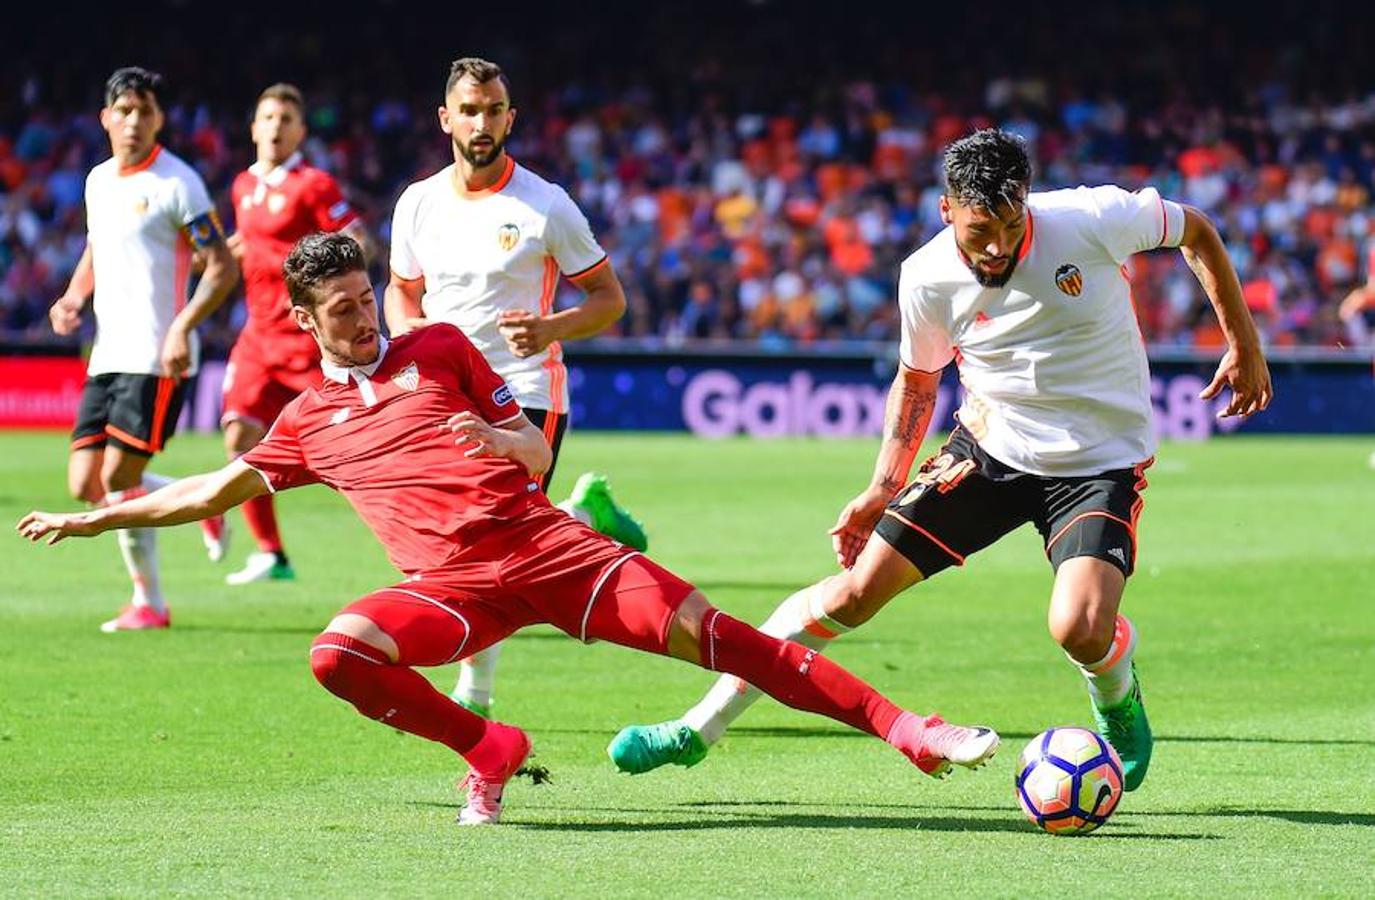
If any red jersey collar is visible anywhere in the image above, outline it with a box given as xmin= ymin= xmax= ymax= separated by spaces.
xmin=321 ymin=335 xmax=390 ymax=384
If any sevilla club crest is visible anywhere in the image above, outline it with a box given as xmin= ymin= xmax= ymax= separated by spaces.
xmin=391 ymin=362 xmax=420 ymax=392
xmin=1054 ymin=263 xmax=1083 ymax=297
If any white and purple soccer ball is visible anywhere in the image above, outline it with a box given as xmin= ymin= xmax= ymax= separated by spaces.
xmin=1014 ymin=727 xmax=1124 ymax=835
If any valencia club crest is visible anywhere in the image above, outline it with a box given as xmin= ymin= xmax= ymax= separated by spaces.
xmin=1054 ymin=263 xmax=1083 ymax=297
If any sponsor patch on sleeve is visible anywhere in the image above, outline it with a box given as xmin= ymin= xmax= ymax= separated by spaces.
xmin=183 ymin=210 xmax=226 ymax=249
xmin=492 ymin=384 xmax=514 ymax=407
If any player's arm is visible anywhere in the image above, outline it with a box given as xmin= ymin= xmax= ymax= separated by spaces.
xmin=49 ymin=243 xmax=94 ymax=335
xmin=440 ymin=410 xmax=551 ymax=478
xmin=830 ymin=365 xmax=942 ymax=568
xmin=497 ymin=261 xmax=627 ymax=358
xmin=1177 ymin=206 xmax=1273 ymax=417
xmin=162 ymin=214 xmax=239 ymax=379
xmin=16 ymin=460 xmax=268 ymax=546
xmin=384 ymin=271 xmax=429 ymax=336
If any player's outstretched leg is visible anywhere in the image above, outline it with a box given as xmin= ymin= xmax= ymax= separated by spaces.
xmin=560 ymin=472 xmax=648 ymax=551
xmin=309 ymin=614 xmax=529 ymax=826
xmin=614 ymin=592 xmax=998 ymax=778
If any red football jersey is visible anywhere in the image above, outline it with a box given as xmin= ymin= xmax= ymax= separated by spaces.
xmin=242 ymin=324 xmax=548 ymax=575
xmin=231 ymin=154 xmax=358 ymax=338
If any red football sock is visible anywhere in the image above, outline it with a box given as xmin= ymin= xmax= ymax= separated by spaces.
xmin=700 ymin=609 xmax=904 ymax=740
xmin=309 ymin=632 xmax=487 ymax=756
xmin=242 ymin=493 xmax=284 ymax=554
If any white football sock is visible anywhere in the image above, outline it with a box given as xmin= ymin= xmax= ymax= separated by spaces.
xmin=557 ymin=499 xmax=594 ymax=527
xmin=1072 ymin=615 xmax=1138 ymax=708
xmin=108 ymin=487 xmax=165 ymax=613
xmin=454 ymin=642 xmax=503 ymax=708
xmin=683 ymin=581 xmax=853 ymax=744
xmin=142 ymin=472 xmax=175 ymax=491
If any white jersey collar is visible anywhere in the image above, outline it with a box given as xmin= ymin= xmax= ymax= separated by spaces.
xmin=321 ymin=335 xmax=390 ymax=384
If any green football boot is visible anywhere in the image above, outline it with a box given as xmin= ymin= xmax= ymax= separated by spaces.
xmin=569 ymin=473 xmax=649 ymax=551
xmin=607 ymin=720 xmax=709 ymax=774
xmin=455 ymin=697 xmax=492 ymax=719
xmin=1093 ymin=665 xmax=1153 ymax=791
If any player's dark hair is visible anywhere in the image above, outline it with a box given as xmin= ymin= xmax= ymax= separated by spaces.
xmin=445 ymin=57 xmax=509 ymax=97
xmin=283 ymin=233 xmax=367 ymax=309
xmin=257 ymin=82 xmax=305 ymax=114
xmin=943 ymin=129 xmax=1032 ymax=212
xmin=105 ymin=67 xmax=164 ymax=108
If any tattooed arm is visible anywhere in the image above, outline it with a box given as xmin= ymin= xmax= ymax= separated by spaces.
xmin=829 ymin=365 xmax=942 ymax=567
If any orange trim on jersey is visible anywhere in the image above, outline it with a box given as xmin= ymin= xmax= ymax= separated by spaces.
xmin=70 ymin=433 xmax=106 ymax=450
xmin=1128 ymin=458 xmax=1152 ymax=563
xmin=105 ymin=424 xmax=154 ymax=453
xmin=566 ymin=255 xmax=610 ymax=283
xmin=118 ymin=144 xmax=163 ymax=176
xmin=882 ymin=509 xmax=966 ymax=565
xmin=452 ymin=156 xmax=516 ymax=200
xmin=1119 ymin=264 xmax=1147 ymax=348
xmin=540 ymin=408 xmax=561 ymax=448
xmin=538 ymin=256 xmax=567 ymax=413
xmin=1045 ymin=510 xmax=1135 ymax=556
xmin=148 ymin=377 xmax=176 ymax=452
xmin=1016 ymin=208 xmax=1035 ymax=261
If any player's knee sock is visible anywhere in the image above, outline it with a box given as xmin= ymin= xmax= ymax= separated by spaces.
xmin=556 ymin=499 xmax=594 ymax=528
xmin=241 ymin=494 xmax=284 ymax=554
xmin=1072 ymin=615 xmax=1138 ymax=708
xmin=699 ymin=609 xmax=900 ymax=741
xmin=310 ymin=632 xmax=488 ymax=757
xmin=454 ymin=642 xmax=503 ymax=707
xmin=684 ymin=583 xmax=854 ymax=743
xmin=107 ymin=487 xmax=165 ymax=612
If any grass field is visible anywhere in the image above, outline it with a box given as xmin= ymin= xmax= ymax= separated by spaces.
xmin=1 ymin=430 xmax=1372 ymax=897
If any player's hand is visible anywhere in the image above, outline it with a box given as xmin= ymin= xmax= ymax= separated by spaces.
xmin=828 ymin=485 xmax=892 ymax=568
xmin=49 ymin=294 xmax=84 ymax=336
xmin=160 ymin=325 xmax=193 ymax=380
xmin=441 ymin=411 xmax=511 ymax=460
xmin=15 ymin=510 xmax=98 ymax=545
xmin=1200 ymin=343 xmax=1273 ymax=418
xmin=497 ymin=310 xmax=555 ymax=358
xmin=226 ymin=231 xmax=245 ymax=262
xmin=391 ymin=317 xmax=430 ymax=337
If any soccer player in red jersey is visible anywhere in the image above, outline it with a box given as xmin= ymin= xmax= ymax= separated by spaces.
xmin=222 ymin=83 xmax=373 ymax=585
xmin=19 ymin=233 xmax=999 ymax=826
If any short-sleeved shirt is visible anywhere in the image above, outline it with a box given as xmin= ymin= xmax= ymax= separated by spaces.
xmin=231 ymin=153 xmax=358 ymax=343
xmin=85 ymin=145 xmax=221 ymax=377
xmin=242 ymin=324 xmax=549 ymax=576
xmin=388 ymin=157 xmax=608 ymax=413
xmin=898 ymin=185 xmax=1187 ymax=476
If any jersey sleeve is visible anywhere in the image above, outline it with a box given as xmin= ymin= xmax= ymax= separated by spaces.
xmin=1085 ymin=185 xmax=1186 ymax=263
xmin=388 ymin=185 xmax=423 ymax=280
xmin=173 ymin=170 xmax=225 ymax=249
xmin=241 ymin=404 xmax=318 ymax=492
xmin=897 ymin=264 xmax=955 ymax=372
xmin=434 ymin=324 xmax=524 ymax=424
xmin=544 ymin=187 xmax=608 ymax=280
xmin=308 ymin=172 xmax=359 ymax=232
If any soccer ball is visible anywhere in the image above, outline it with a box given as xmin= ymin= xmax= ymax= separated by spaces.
xmin=1014 ymin=727 xmax=1123 ymax=835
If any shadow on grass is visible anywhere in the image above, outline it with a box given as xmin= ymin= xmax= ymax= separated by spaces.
xmin=693 ymin=726 xmax=1375 ymax=748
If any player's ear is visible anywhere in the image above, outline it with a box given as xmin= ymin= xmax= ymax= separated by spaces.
xmin=291 ymin=304 xmax=315 ymax=335
xmin=939 ymin=195 xmax=953 ymax=225
xmin=438 ymin=106 xmax=452 ymax=135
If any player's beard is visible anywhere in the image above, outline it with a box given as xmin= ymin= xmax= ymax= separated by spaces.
xmin=458 ymin=132 xmax=506 ymax=168
xmin=970 ymin=257 xmax=1018 ymax=288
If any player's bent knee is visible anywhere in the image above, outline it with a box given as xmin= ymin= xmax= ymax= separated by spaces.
xmin=824 ymin=571 xmax=891 ymax=629
xmin=665 ymin=591 xmax=711 ymax=664
xmin=321 ymin=613 xmax=399 ymax=661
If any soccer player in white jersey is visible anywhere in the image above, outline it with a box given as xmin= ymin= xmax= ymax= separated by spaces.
xmin=610 ymin=129 xmax=1273 ymax=791
xmin=384 ymin=57 xmax=648 ymax=717
xmin=48 ymin=67 xmax=239 ymax=632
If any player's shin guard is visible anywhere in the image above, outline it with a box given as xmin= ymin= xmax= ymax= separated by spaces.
xmin=1073 ymin=615 xmax=1138 ymax=708
xmin=107 ymin=486 xmax=165 ymax=612
xmin=241 ymin=493 xmax=284 ymax=553
xmin=698 ymin=609 xmax=899 ymax=741
xmin=684 ymin=583 xmax=853 ymax=743
xmin=309 ymin=632 xmax=488 ymax=758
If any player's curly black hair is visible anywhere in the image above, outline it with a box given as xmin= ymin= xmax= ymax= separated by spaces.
xmin=283 ymin=233 xmax=367 ymax=309
xmin=104 ymin=67 xmax=164 ymax=108
xmin=943 ymin=129 xmax=1032 ymax=211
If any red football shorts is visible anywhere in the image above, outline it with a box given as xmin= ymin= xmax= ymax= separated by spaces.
xmin=337 ymin=507 xmax=696 ymax=666
xmin=221 ymin=332 xmax=321 ymax=430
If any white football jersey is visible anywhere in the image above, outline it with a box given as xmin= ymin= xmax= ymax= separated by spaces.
xmin=84 ymin=145 xmax=216 ymax=377
xmin=389 ymin=158 xmax=608 ymax=413
xmin=898 ymin=185 xmax=1187 ymax=476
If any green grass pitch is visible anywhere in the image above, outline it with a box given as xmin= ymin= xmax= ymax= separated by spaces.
xmin=1 ymin=431 xmax=1372 ymax=896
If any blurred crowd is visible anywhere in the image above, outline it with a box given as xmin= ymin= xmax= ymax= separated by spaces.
xmin=3 ymin=3 xmax=1374 ymax=353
